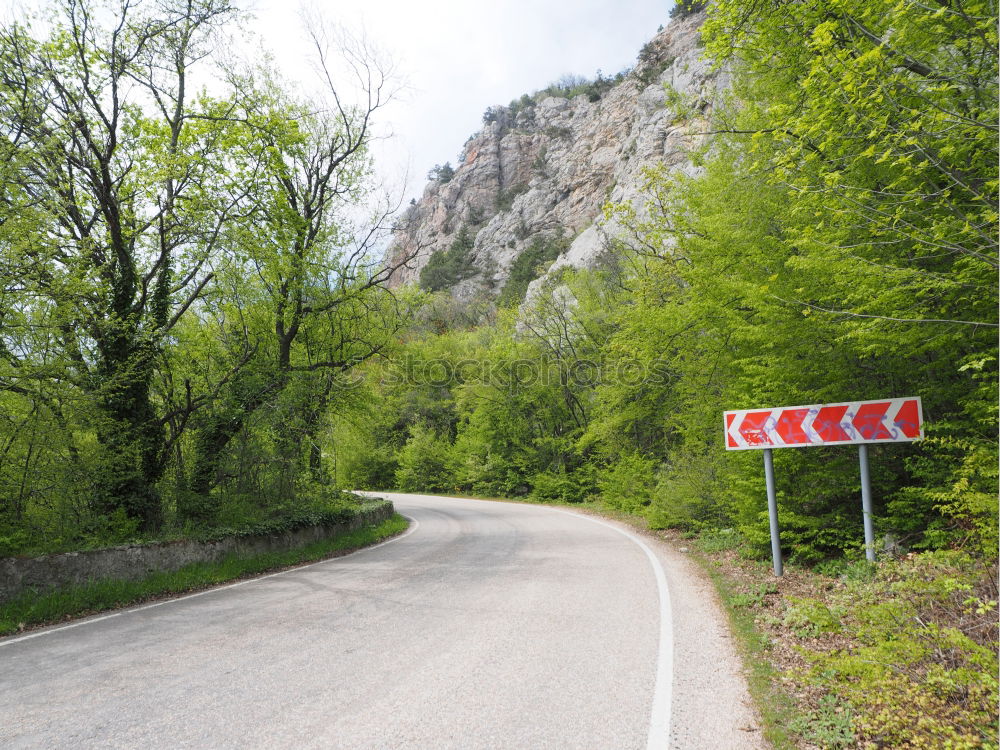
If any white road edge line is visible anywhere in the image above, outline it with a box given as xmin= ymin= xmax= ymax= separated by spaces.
xmin=547 ymin=507 xmax=674 ymax=750
xmin=0 ymin=515 xmax=420 ymax=649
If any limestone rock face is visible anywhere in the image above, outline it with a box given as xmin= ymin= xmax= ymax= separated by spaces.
xmin=387 ymin=9 xmax=721 ymax=302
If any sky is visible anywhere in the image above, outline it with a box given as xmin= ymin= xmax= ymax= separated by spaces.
xmin=245 ymin=0 xmax=672 ymax=202
xmin=0 ymin=0 xmax=674 ymax=203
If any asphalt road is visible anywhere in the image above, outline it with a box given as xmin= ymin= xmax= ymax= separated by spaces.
xmin=0 ymin=493 xmax=764 ymax=749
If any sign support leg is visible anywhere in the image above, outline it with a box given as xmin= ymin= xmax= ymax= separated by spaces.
xmin=858 ymin=443 xmax=876 ymax=562
xmin=763 ymin=448 xmax=783 ymax=577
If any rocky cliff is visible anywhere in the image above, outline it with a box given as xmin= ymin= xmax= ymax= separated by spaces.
xmin=387 ymin=8 xmax=722 ymax=303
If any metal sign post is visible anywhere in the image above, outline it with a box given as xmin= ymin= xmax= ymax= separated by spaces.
xmin=858 ymin=444 xmax=875 ymax=562
xmin=724 ymin=397 xmax=924 ymax=576
xmin=763 ymin=448 xmax=782 ymax=577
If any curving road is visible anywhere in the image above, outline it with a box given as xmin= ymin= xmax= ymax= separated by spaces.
xmin=0 ymin=493 xmax=763 ymax=749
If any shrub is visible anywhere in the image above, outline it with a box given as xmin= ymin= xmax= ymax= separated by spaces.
xmin=783 ymin=596 xmax=843 ymax=637
xmin=419 ymin=225 xmax=477 ymax=292
xmin=482 ymin=106 xmax=506 ymax=126
xmin=529 ymin=470 xmax=592 ymax=503
xmin=648 ymin=448 xmax=727 ymax=530
xmin=598 ymin=453 xmax=656 ymax=513
xmin=796 ymin=551 xmax=999 ymax=748
xmin=395 ymin=423 xmax=455 ymax=492
xmin=341 ymin=445 xmax=399 ymax=491
xmin=495 ymin=183 xmax=530 ymax=212
xmin=427 ymin=162 xmax=455 ymax=183
xmin=497 ymin=234 xmax=568 ymax=307
xmin=458 ymin=452 xmax=527 ymax=498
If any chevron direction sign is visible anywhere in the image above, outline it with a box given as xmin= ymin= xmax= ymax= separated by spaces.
xmin=725 ymin=397 xmax=923 ymax=451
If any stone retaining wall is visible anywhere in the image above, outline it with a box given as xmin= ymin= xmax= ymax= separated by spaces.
xmin=0 ymin=499 xmax=394 ymax=603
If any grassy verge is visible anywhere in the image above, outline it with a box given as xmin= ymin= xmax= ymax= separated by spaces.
xmin=685 ymin=529 xmax=998 ymax=749
xmin=0 ymin=513 xmax=409 ymax=637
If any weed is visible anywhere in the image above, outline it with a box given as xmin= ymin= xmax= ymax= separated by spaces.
xmin=783 ymin=596 xmax=843 ymax=637
xmin=729 ymin=582 xmax=778 ymax=609
xmin=789 ymin=694 xmax=855 ymax=749
xmin=695 ymin=527 xmax=742 ymax=554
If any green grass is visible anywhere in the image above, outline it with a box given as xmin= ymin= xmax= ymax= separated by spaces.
xmin=0 ymin=514 xmax=409 ymax=636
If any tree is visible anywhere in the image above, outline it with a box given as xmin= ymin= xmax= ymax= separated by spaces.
xmin=670 ymin=1 xmax=707 ymax=20
xmin=418 ymin=225 xmax=477 ymax=291
xmin=0 ymin=1 xmax=415 ymax=533
xmin=427 ymin=162 xmax=454 ymax=183
xmin=178 ymin=31 xmax=413 ymax=516
xmin=700 ymin=0 xmax=998 ymax=551
xmin=0 ymin=0 xmax=243 ymax=530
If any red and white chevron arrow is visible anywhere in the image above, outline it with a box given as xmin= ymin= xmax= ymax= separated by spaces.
xmin=724 ymin=397 xmax=923 ymax=450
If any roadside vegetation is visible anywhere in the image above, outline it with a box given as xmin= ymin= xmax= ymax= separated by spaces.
xmin=692 ymin=529 xmax=998 ymax=749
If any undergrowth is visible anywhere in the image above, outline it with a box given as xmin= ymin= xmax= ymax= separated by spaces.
xmin=694 ymin=528 xmax=999 ymax=750
xmin=802 ymin=551 xmax=999 ymax=749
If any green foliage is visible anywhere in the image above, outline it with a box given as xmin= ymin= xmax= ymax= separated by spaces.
xmin=428 ymin=162 xmax=455 ymax=183
xmin=534 ymin=71 xmax=627 ymax=103
xmin=788 ymin=694 xmax=855 ymax=750
xmin=0 ymin=0 xmax=407 ymax=547
xmin=588 ymin=0 xmax=998 ymax=561
xmin=783 ymin=596 xmax=843 ymax=637
xmin=529 ymin=469 xmax=594 ymax=504
xmin=495 ymin=183 xmax=530 ymax=212
xmin=699 ymin=545 xmax=803 ymax=750
xmin=482 ymin=105 xmax=505 ymax=125
xmin=728 ymin=582 xmax=776 ymax=609
xmin=648 ymin=450 xmax=727 ymax=530
xmin=694 ymin=527 xmax=743 ymax=555
xmin=635 ymin=34 xmax=676 ymax=88
xmin=337 ymin=0 xmax=998 ymax=576
xmin=190 ymin=500 xmax=358 ymax=543
xmin=598 ymin=453 xmax=656 ymax=513
xmin=794 ymin=551 xmax=999 ymax=749
xmin=669 ymin=1 xmax=706 ymax=20
xmin=395 ymin=423 xmax=455 ymax=492
xmin=494 ymin=69 xmax=632 ymax=127
xmin=541 ymin=126 xmax=573 ymax=140
xmin=419 ymin=225 xmax=478 ymax=291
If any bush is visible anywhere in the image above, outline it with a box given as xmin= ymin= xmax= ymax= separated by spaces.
xmin=648 ymin=449 xmax=727 ymax=530
xmin=341 ymin=445 xmax=399 ymax=491
xmin=669 ymin=0 xmax=707 ymax=19
xmin=495 ymin=183 xmax=529 ymax=212
xmin=395 ymin=423 xmax=455 ymax=492
xmin=453 ymin=449 xmax=528 ymax=498
xmin=598 ymin=453 xmax=656 ymax=513
xmin=796 ymin=551 xmax=999 ymax=748
xmin=529 ymin=470 xmax=592 ymax=503
xmin=419 ymin=225 xmax=477 ymax=292
xmin=427 ymin=162 xmax=455 ymax=183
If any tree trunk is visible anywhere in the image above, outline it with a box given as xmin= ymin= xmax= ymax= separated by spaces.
xmin=92 ymin=337 xmax=164 ymax=532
